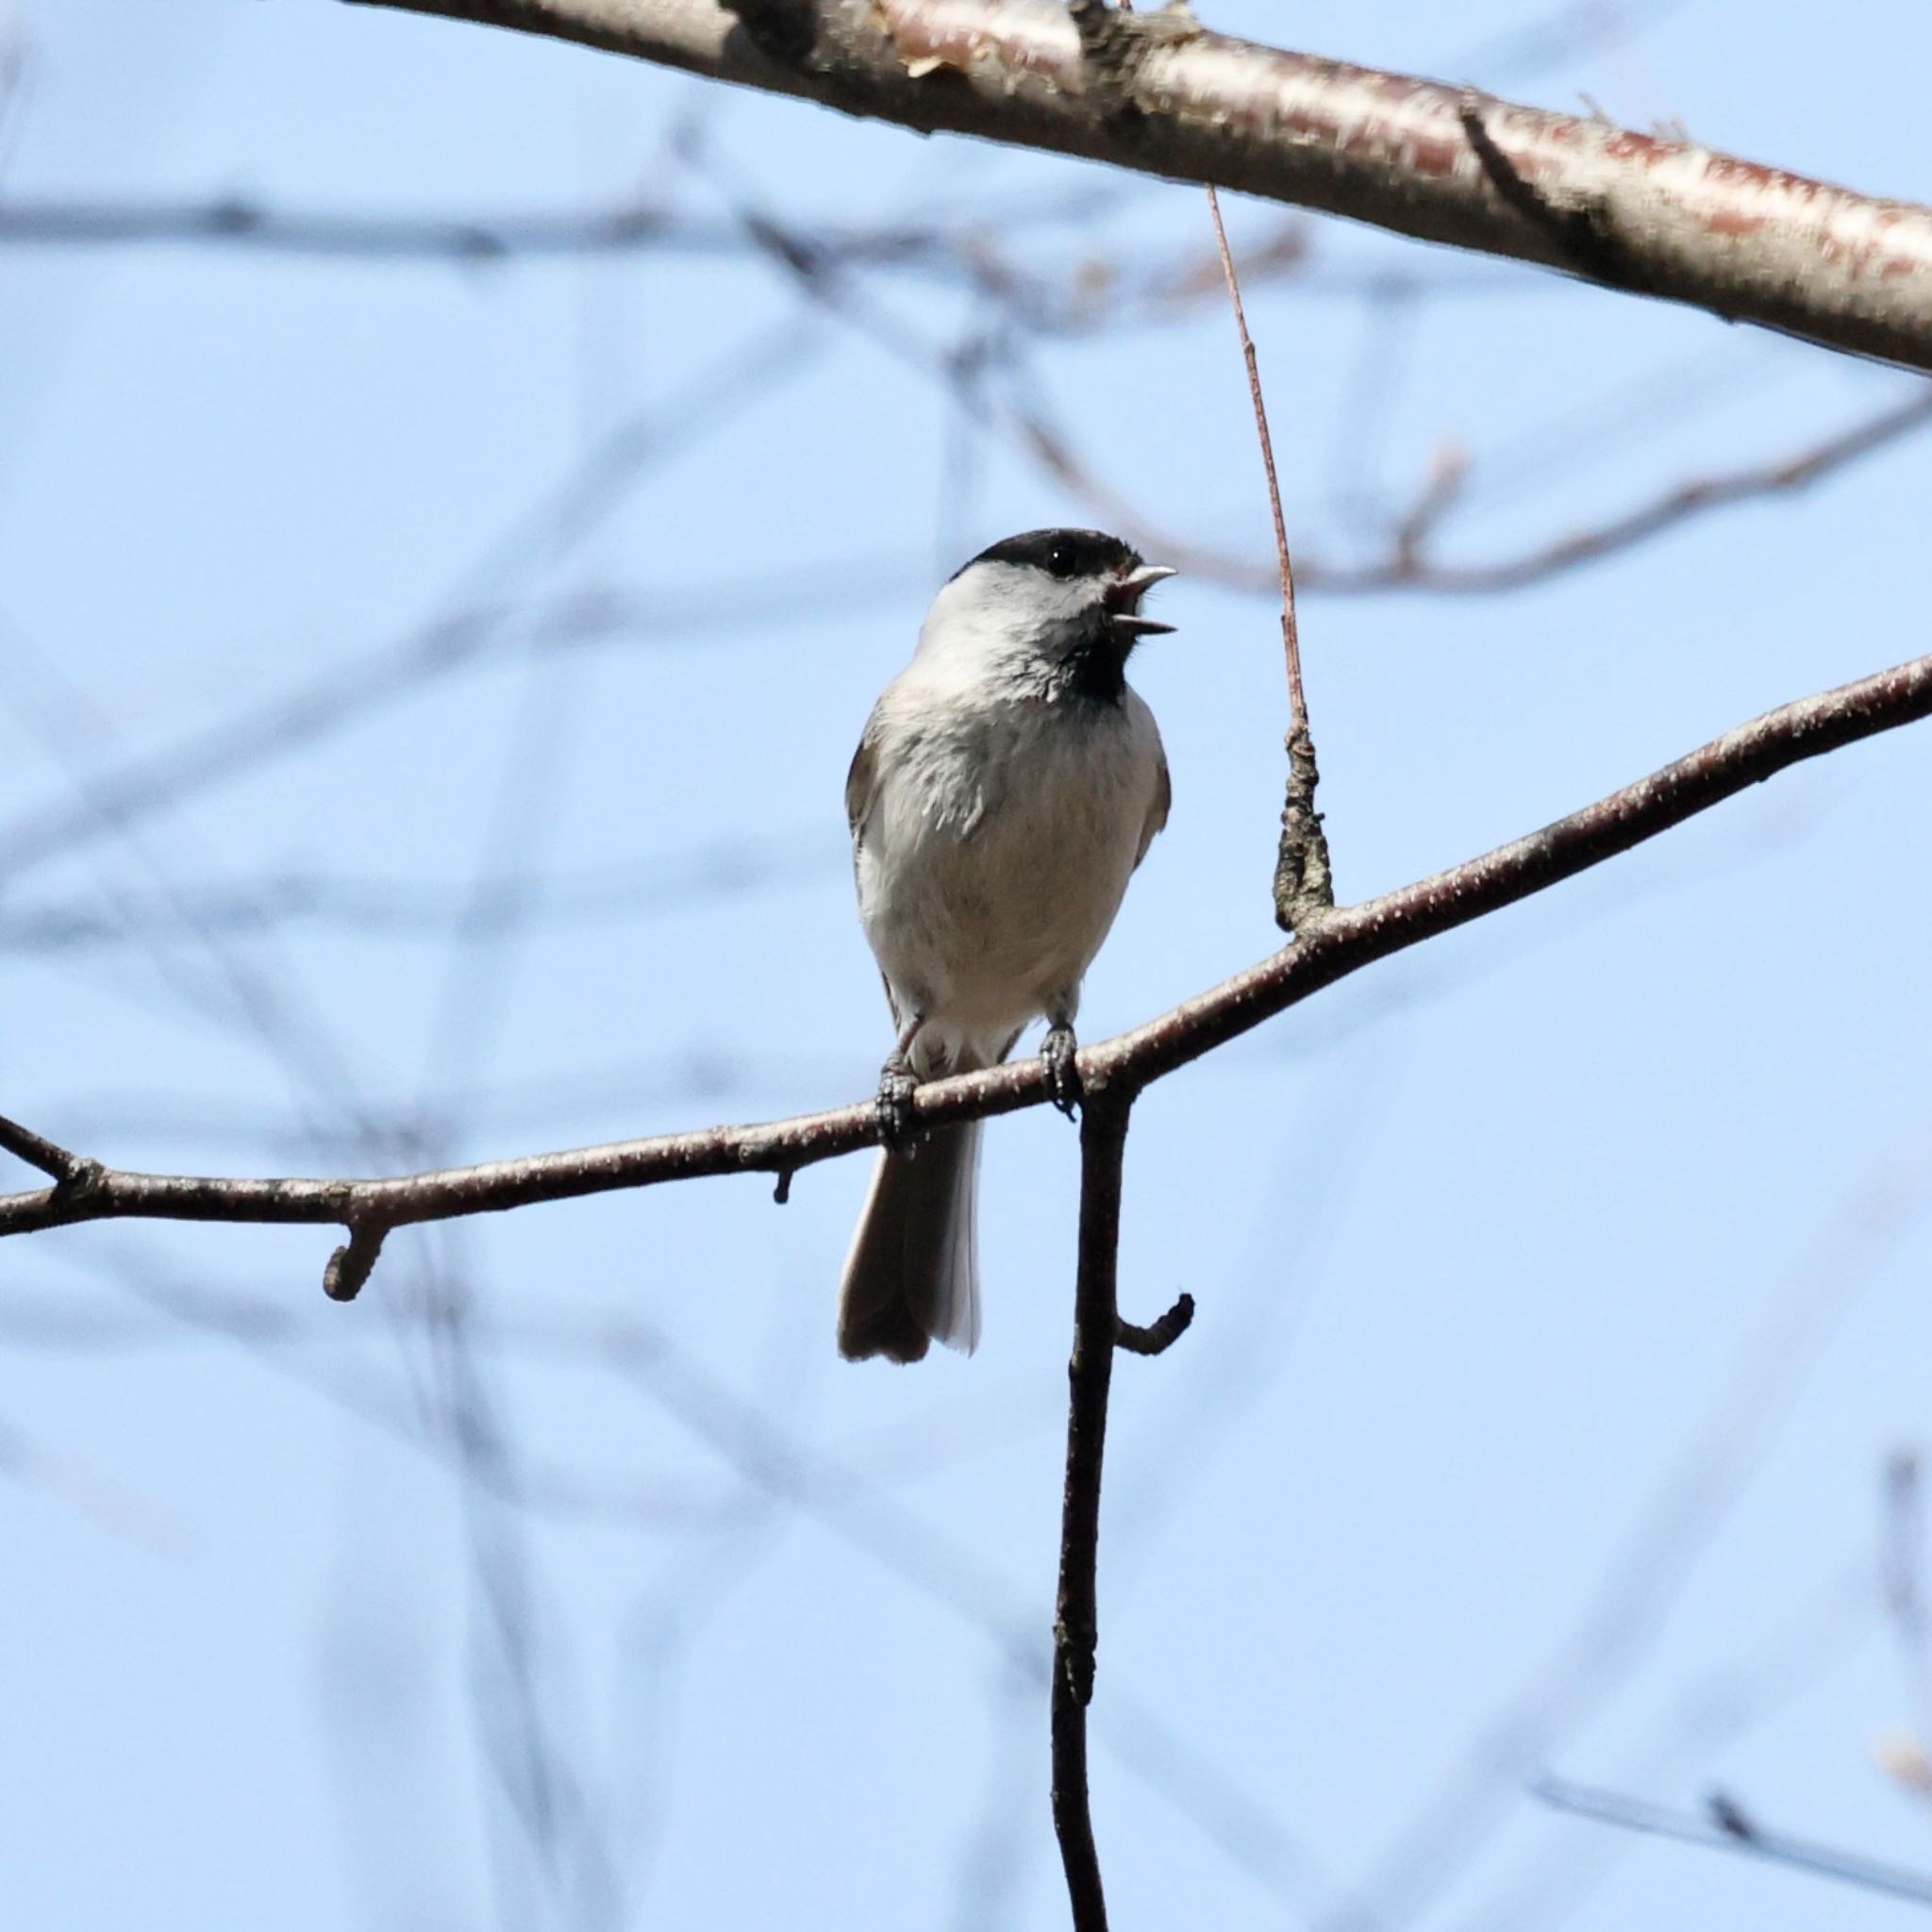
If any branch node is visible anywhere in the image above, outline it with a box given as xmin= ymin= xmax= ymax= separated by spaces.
xmin=323 ymin=1222 xmax=388 ymax=1303
xmin=1070 ymin=1 xmax=1200 ymax=121
xmin=1707 ymin=1790 xmax=1758 ymax=1841
xmin=773 ymin=1167 xmax=795 ymax=1206
xmin=1055 ymin=1615 xmax=1098 ymax=1707
xmin=1115 ymin=1290 xmax=1193 ymax=1355
xmin=50 ymin=1155 xmax=106 ymax=1208
xmin=1274 ymin=723 xmax=1336 ymax=932
xmin=0 ymin=1112 xmax=101 ymax=1191
xmin=717 ymin=0 xmax=818 ymax=65
xmin=1457 ymin=89 xmax=1640 ymax=292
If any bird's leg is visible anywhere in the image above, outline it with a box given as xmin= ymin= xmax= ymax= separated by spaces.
xmin=1041 ymin=1003 xmax=1083 ymax=1120
xmin=875 ymin=1012 xmax=925 ymax=1150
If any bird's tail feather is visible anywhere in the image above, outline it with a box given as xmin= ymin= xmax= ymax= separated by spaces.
xmin=837 ymin=1121 xmax=981 ymax=1364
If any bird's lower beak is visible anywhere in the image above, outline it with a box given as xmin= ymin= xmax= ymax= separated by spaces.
xmin=1108 ymin=563 xmax=1177 ymax=637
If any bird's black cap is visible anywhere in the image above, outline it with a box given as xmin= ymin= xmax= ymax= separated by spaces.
xmin=955 ymin=528 xmax=1144 ymax=583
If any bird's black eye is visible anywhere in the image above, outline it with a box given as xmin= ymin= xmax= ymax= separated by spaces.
xmin=1045 ymin=543 xmax=1077 ymax=579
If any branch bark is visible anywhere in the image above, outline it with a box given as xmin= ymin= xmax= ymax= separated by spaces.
xmin=1051 ymin=1091 xmax=1132 ymax=1932
xmin=0 ymin=1115 xmax=94 ymax=1186
xmin=343 ymin=0 xmax=1932 ymax=374
xmin=1048 ymin=1091 xmax=1191 ymax=1930
xmin=6 ymin=642 xmax=1930 ymax=1259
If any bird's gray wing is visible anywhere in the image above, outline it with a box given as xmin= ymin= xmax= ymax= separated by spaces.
xmin=851 ymin=704 xmax=998 ymax=843
xmin=845 ymin=712 xmax=881 ymax=845
xmin=1135 ymin=744 xmax=1172 ymax=869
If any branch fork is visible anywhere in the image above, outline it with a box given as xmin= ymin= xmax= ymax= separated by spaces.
xmin=0 ymin=1114 xmax=104 ymax=1203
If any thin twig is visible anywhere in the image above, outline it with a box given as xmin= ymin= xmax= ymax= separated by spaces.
xmin=1052 ymin=1091 xmax=1134 ymax=1932
xmin=1205 ymin=187 xmax=1334 ymax=931
xmin=322 ymin=1222 xmax=389 ymax=1302
xmin=1019 ymin=382 xmax=1932 ymax=600
xmin=0 ymin=191 xmax=1478 ymax=329
xmin=0 ymin=1113 xmax=90 ymax=1184
xmin=1534 ymin=1774 xmax=1932 ymax=1909
xmin=1205 ymin=188 xmax=1306 ymax=737
xmin=1115 ymin=1292 xmax=1194 ymax=1357
xmin=4 ymin=644 xmax=1931 ymax=1283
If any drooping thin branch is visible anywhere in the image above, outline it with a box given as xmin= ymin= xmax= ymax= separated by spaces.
xmin=1534 ymin=1774 xmax=1932 ymax=1910
xmin=1205 ymin=184 xmax=1332 ymax=931
xmin=0 ymin=833 xmax=842 ymax=955
xmin=0 ymin=195 xmax=682 ymax=259
xmin=0 ymin=188 xmax=1506 ymax=324
xmin=343 ymin=0 xmax=1932 ymax=375
xmin=0 ymin=191 xmax=1084 ymax=266
xmin=4 ymin=643 xmax=1931 ymax=1277
xmin=1019 ymin=382 xmax=1932 ymax=599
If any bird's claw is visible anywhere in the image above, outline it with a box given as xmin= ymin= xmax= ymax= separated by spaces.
xmin=875 ymin=1062 xmax=920 ymax=1150
xmin=1042 ymin=1025 xmax=1082 ymax=1120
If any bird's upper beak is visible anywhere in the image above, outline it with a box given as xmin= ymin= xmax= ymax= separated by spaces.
xmin=1106 ymin=563 xmax=1177 ymax=637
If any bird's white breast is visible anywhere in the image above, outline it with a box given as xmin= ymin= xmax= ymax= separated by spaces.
xmin=854 ymin=671 xmax=1164 ymax=1069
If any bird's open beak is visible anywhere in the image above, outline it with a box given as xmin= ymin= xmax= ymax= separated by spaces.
xmin=1107 ymin=563 xmax=1177 ymax=637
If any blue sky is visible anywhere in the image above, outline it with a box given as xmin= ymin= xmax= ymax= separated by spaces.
xmin=3 ymin=2 xmax=1931 ymax=1928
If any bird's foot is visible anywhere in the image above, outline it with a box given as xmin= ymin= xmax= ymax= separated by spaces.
xmin=874 ymin=1059 xmax=920 ymax=1151
xmin=1041 ymin=1024 xmax=1083 ymax=1120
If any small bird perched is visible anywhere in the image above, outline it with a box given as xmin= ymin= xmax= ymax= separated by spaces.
xmin=838 ymin=528 xmax=1176 ymax=1363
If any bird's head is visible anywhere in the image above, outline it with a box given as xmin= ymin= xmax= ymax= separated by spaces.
xmin=922 ymin=528 xmax=1177 ymax=703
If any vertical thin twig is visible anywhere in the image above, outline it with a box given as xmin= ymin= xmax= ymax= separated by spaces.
xmin=1205 ymin=187 xmax=1305 ymax=728
xmin=1052 ymin=1091 xmax=1134 ymax=1932
xmin=1206 ymin=185 xmax=1334 ymax=931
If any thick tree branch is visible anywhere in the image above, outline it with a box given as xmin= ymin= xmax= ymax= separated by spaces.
xmin=5 ymin=644 xmax=1930 ymax=1263
xmin=343 ymin=0 xmax=1932 ymax=374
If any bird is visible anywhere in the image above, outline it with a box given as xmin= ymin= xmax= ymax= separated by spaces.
xmin=837 ymin=527 xmax=1176 ymax=1363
